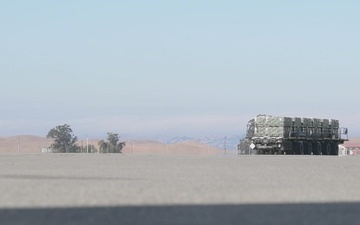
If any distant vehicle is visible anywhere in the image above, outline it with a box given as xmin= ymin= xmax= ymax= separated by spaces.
xmin=238 ymin=114 xmax=348 ymax=155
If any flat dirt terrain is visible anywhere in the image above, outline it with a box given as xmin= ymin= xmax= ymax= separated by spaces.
xmin=1 ymin=153 xmax=360 ymax=225
xmin=0 ymin=135 xmax=224 ymax=154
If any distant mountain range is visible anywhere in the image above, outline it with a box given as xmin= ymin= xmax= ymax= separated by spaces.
xmin=166 ymin=135 xmax=243 ymax=151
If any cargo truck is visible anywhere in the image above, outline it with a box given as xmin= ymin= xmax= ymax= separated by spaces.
xmin=238 ymin=114 xmax=348 ymax=155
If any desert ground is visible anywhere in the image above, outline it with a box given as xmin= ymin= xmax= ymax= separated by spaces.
xmin=1 ymin=153 xmax=360 ymax=225
xmin=1 ymin=135 xmax=359 ymax=154
xmin=0 ymin=135 xmax=227 ymax=155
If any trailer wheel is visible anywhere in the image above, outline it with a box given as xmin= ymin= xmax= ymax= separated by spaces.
xmin=330 ymin=143 xmax=339 ymax=155
xmin=322 ymin=143 xmax=331 ymax=155
xmin=295 ymin=142 xmax=304 ymax=155
xmin=313 ymin=142 xmax=322 ymax=155
xmin=327 ymin=143 xmax=331 ymax=155
xmin=304 ymin=142 xmax=312 ymax=155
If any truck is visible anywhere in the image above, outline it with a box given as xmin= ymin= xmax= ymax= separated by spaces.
xmin=238 ymin=114 xmax=348 ymax=155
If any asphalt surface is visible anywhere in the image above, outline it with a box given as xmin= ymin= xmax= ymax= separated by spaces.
xmin=1 ymin=153 xmax=360 ymax=225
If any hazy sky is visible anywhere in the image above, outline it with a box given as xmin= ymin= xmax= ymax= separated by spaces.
xmin=1 ymin=1 xmax=359 ymax=139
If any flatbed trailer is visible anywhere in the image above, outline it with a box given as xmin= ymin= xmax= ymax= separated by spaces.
xmin=238 ymin=114 xmax=348 ymax=155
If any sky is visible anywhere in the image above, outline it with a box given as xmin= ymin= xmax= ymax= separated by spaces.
xmin=1 ymin=0 xmax=359 ymax=140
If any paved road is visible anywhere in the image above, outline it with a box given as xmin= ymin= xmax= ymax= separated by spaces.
xmin=1 ymin=153 xmax=360 ymax=225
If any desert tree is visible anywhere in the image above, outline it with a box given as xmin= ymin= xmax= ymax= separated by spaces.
xmin=98 ymin=132 xmax=125 ymax=153
xmin=47 ymin=124 xmax=79 ymax=153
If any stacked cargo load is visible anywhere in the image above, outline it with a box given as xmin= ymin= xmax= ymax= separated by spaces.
xmin=245 ymin=119 xmax=255 ymax=139
xmin=313 ymin=118 xmax=322 ymax=138
xmin=254 ymin=115 xmax=291 ymax=138
xmin=292 ymin=117 xmax=303 ymax=137
xmin=302 ymin=118 xmax=313 ymax=137
xmin=253 ymin=115 xmax=343 ymax=140
xmin=322 ymin=119 xmax=330 ymax=138
xmin=331 ymin=119 xmax=339 ymax=139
